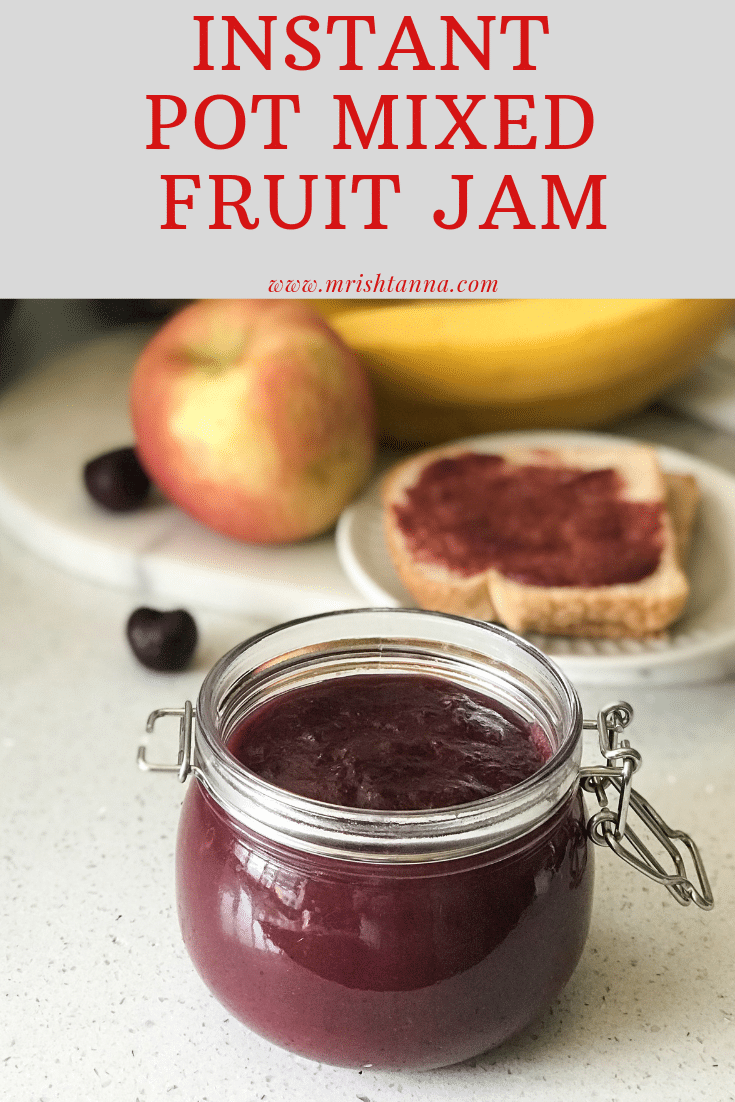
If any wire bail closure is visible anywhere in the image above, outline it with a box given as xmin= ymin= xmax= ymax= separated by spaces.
xmin=137 ymin=702 xmax=195 ymax=783
xmin=580 ymin=702 xmax=713 ymax=910
xmin=136 ymin=697 xmax=714 ymax=910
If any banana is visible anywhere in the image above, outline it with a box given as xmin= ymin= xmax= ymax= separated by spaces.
xmin=319 ymin=299 xmax=733 ymax=444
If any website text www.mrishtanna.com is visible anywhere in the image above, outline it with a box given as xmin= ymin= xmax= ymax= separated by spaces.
xmin=266 ymin=275 xmax=498 ymax=294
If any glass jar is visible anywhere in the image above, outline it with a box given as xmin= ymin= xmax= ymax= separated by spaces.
xmin=139 ymin=608 xmax=712 ymax=1072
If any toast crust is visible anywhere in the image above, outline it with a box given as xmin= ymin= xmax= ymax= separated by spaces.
xmin=665 ymin=472 xmax=700 ymax=563
xmin=382 ymin=443 xmax=695 ymax=639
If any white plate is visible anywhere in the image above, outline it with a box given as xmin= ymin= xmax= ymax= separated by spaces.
xmin=336 ymin=431 xmax=735 ymax=685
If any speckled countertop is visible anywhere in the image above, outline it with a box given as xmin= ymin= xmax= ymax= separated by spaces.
xmin=1 ymin=307 xmax=734 ymax=1102
xmin=2 ymin=510 xmax=734 ymax=1102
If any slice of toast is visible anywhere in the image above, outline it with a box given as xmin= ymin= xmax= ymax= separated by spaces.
xmin=382 ymin=443 xmax=696 ymax=639
xmin=665 ymin=472 xmax=700 ymax=564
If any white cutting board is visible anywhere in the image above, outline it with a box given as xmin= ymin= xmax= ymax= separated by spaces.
xmin=0 ymin=329 xmax=364 ymax=619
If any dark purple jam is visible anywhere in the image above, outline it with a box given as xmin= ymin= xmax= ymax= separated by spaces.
xmin=176 ymin=670 xmax=592 ymax=1070
xmin=227 ymin=673 xmax=552 ymax=810
xmin=393 ymin=451 xmax=664 ymax=585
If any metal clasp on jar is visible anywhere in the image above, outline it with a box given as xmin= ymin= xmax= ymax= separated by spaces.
xmin=580 ymin=702 xmax=713 ymax=910
xmin=136 ymin=698 xmax=714 ymax=910
xmin=137 ymin=702 xmax=195 ymax=783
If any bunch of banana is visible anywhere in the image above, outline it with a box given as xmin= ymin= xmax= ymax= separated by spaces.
xmin=310 ymin=299 xmax=734 ymax=444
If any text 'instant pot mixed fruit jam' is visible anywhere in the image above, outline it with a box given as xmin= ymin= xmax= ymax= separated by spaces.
xmin=140 ymin=609 xmax=713 ymax=1071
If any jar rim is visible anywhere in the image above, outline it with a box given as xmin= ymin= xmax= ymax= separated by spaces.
xmin=193 ymin=608 xmax=584 ymax=862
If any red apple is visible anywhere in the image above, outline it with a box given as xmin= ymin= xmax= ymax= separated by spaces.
xmin=130 ymin=299 xmax=376 ymax=544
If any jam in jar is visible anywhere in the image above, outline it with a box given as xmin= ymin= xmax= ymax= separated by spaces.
xmin=141 ymin=609 xmax=712 ymax=1071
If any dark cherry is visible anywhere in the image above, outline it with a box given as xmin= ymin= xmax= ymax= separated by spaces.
xmin=126 ymin=608 xmax=198 ymax=672
xmin=84 ymin=447 xmax=151 ymax=512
